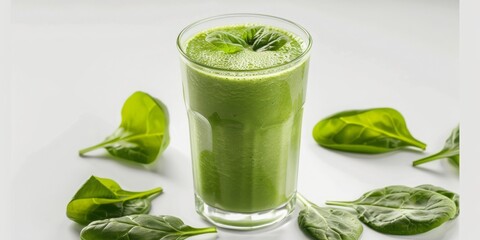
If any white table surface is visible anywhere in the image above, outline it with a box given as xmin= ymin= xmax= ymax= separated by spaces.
xmin=7 ymin=0 xmax=459 ymax=239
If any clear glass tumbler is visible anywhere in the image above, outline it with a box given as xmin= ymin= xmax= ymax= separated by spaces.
xmin=177 ymin=13 xmax=312 ymax=230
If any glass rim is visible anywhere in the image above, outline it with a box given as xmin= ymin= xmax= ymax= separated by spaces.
xmin=176 ymin=13 xmax=313 ymax=73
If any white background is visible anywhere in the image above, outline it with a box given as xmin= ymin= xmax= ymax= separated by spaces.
xmin=5 ymin=0 xmax=461 ymax=239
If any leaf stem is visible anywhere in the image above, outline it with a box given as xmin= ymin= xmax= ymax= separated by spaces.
xmin=142 ymin=187 xmax=163 ymax=197
xmin=79 ymin=137 xmax=120 ymax=156
xmin=412 ymin=155 xmax=441 ymax=166
xmin=121 ymin=187 xmax=163 ymax=201
xmin=325 ymin=201 xmax=355 ymax=208
xmin=412 ymin=149 xmax=456 ymax=166
xmin=186 ymin=227 xmax=217 ymax=236
xmin=146 ymin=188 xmax=163 ymax=199
xmin=410 ymin=139 xmax=427 ymax=151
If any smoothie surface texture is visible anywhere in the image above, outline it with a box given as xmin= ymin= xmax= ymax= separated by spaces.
xmin=182 ymin=24 xmax=309 ymax=213
xmin=185 ymin=24 xmax=304 ymax=71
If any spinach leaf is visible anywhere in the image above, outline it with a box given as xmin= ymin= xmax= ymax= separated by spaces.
xmin=312 ymin=108 xmax=426 ymax=153
xmin=252 ymin=31 xmax=288 ymax=52
xmin=242 ymin=26 xmax=266 ymax=45
xmin=416 ymin=184 xmax=459 ymax=218
xmin=205 ymin=31 xmax=247 ymax=53
xmin=449 ymin=155 xmax=459 ymax=168
xmin=206 ymin=27 xmax=288 ymax=53
xmin=326 ymin=185 xmax=457 ymax=235
xmin=80 ymin=214 xmax=217 ymax=240
xmin=297 ymin=194 xmax=363 ymax=240
xmin=79 ymin=91 xmax=170 ymax=164
xmin=67 ymin=176 xmax=162 ymax=225
xmin=413 ymin=125 xmax=459 ymax=168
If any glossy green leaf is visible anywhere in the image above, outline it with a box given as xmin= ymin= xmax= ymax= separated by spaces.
xmin=79 ymin=91 xmax=170 ymax=164
xmin=242 ymin=26 xmax=266 ymax=45
xmin=205 ymin=31 xmax=247 ymax=53
xmin=297 ymin=194 xmax=363 ymax=240
xmin=67 ymin=176 xmax=162 ymax=225
xmin=449 ymin=155 xmax=459 ymax=168
xmin=326 ymin=185 xmax=457 ymax=235
xmin=416 ymin=184 xmax=459 ymax=218
xmin=413 ymin=125 xmax=459 ymax=168
xmin=80 ymin=214 xmax=217 ymax=240
xmin=313 ymin=108 xmax=426 ymax=153
xmin=205 ymin=27 xmax=288 ymax=54
xmin=252 ymin=31 xmax=288 ymax=52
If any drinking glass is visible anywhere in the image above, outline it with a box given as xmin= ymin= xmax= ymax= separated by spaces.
xmin=177 ymin=13 xmax=312 ymax=229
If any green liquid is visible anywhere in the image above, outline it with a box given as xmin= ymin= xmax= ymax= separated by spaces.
xmin=183 ymin=24 xmax=309 ymax=213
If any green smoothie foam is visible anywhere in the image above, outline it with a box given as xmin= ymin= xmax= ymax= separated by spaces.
xmin=183 ymin=24 xmax=309 ymax=213
xmin=186 ymin=25 xmax=303 ymax=70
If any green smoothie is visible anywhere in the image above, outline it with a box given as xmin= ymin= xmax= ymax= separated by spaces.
xmin=182 ymin=24 xmax=309 ymax=213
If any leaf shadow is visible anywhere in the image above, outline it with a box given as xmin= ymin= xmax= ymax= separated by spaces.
xmin=80 ymin=152 xmax=165 ymax=172
xmin=305 ymin=142 xmax=456 ymax=189
xmin=323 ymin=146 xmax=425 ymax=161
xmin=69 ymin=223 xmax=84 ymax=234
xmin=329 ymin=150 xmax=397 ymax=160
xmin=411 ymin=166 xmax=448 ymax=177
xmin=79 ymin=149 xmax=191 ymax=184
xmin=400 ymin=147 xmax=428 ymax=154
xmin=441 ymin=160 xmax=460 ymax=177
xmin=411 ymin=159 xmax=460 ymax=178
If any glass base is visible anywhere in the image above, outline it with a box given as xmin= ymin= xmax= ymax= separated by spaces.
xmin=195 ymin=194 xmax=295 ymax=230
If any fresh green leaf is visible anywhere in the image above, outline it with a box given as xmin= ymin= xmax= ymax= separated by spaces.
xmin=297 ymin=194 xmax=363 ymax=240
xmin=413 ymin=125 xmax=459 ymax=168
xmin=206 ymin=27 xmax=288 ymax=53
xmin=252 ymin=31 xmax=288 ymax=52
xmin=79 ymin=91 xmax=170 ymax=164
xmin=449 ymin=155 xmax=459 ymax=168
xmin=415 ymin=184 xmax=459 ymax=218
xmin=80 ymin=214 xmax=217 ymax=240
xmin=326 ymin=185 xmax=457 ymax=235
xmin=242 ymin=26 xmax=266 ymax=45
xmin=67 ymin=176 xmax=162 ymax=225
xmin=312 ymin=108 xmax=426 ymax=153
xmin=205 ymin=31 xmax=247 ymax=53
